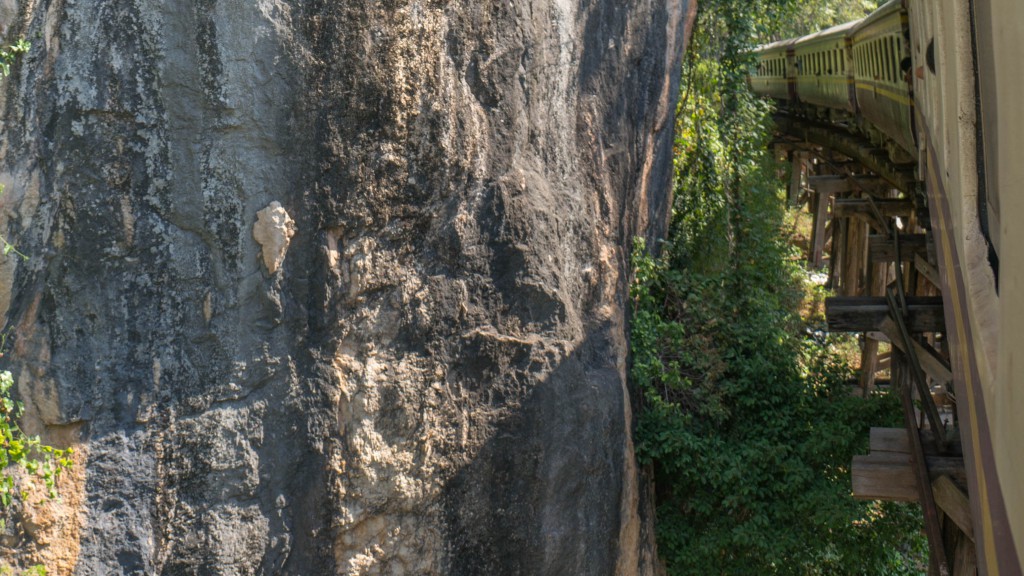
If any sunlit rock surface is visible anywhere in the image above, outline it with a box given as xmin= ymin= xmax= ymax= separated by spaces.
xmin=0 ymin=1 xmax=692 ymax=573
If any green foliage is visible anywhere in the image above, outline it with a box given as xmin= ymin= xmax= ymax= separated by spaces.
xmin=0 ymin=39 xmax=29 ymax=80
xmin=0 ymin=370 xmax=72 ymax=511
xmin=632 ymin=1 xmax=926 ymax=573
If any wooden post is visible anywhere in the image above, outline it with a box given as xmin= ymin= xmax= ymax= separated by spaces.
xmin=859 ymin=261 xmax=891 ymax=395
xmin=810 ymin=190 xmax=832 ymax=269
xmin=789 ymin=151 xmax=806 ymax=207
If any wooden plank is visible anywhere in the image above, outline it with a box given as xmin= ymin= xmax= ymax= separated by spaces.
xmin=833 ymin=198 xmax=914 ymax=218
xmin=933 ymin=475 xmax=974 ymax=542
xmin=877 ymin=351 xmax=891 ymax=370
xmin=879 ymin=317 xmax=953 ymax=386
xmin=870 ymin=427 xmax=963 ymax=456
xmin=853 ymin=452 xmax=919 ymax=501
xmin=915 ymin=252 xmax=942 ymax=289
xmin=868 ymin=233 xmax=929 ymax=262
xmin=952 ymin=530 xmax=978 ymax=576
xmin=871 ymin=427 xmax=913 ymax=454
xmin=825 ymin=296 xmax=945 ymax=332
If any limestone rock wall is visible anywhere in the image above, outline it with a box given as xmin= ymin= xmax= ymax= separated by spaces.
xmin=0 ymin=0 xmax=691 ymax=573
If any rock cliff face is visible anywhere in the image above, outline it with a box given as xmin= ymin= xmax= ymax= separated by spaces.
xmin=0 ymin=0 xmax=692 ymax=573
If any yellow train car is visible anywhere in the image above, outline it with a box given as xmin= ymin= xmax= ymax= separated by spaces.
xmin=909 ymin=0 xmax=1023 ymax=571
xmin=793 ymin=20 xmax=860 ymax=116
xmin=750 ymin=38 xmax=796 ymax=101
xmin=850 ymin=0 xmax=914 ymax=157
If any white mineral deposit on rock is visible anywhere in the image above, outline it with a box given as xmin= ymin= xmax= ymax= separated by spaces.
xmin=253 ymin=201 xmax=296 ymax=274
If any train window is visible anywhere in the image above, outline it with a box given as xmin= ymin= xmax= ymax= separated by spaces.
xmin=869 ymin=42 xmax=874 ymax=79
xmin=889 ymin=36 xmax=896 ymax=83
xmin=881 ymin=40 xmax=888 ymax=82
xmin=877 ymin=40 xmax=883 ymax=79
xmin=883 ymin=39 xmax=888 ymax=81
xmin=876 ymin=39 xmax=884 ymax=78
xmin=881 ymin=40 xmax=886 ymax=80
xmin=868 ymin=42 xmax=874 ymax=79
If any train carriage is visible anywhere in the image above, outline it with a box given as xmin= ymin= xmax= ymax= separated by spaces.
xmin=750 ymin=38 xmax=796 ymax=101
xmin=792 ymin=20 xmax=860 ymax=116
xmin=850 ymin=0 xmax=914 ymax=157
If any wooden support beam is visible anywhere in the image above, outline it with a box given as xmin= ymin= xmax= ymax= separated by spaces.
xmin=851 ymin=452 xmax=967 ymax=501
xmin=933 ymin=475 xmax=974 ymax=542
xmin=772 ymin=114 xmax=918 ymax=192
xmin=825 ymin=296 xmax=945 ymax=333
xmin=879 ymin=317 xmax=953 ymax=387
xmin=833 ymin=198 xmax=914 ymax=218
xmin=852 ymin=452 xmax=918 ymax=501
xmin=915 ymin=253 xmax=942 ymax=289
xmin=952 ymin=532 xmax=978 ymax=576
xmin=807 ymin=175 xmax=886 ymax=195
xmin=895 ymin=363 xmax=952 ymax=576
xmin=868 ymin=233 xmax=929 ymax=262
xmin=870 ymin=427 xmax=962 ymax=457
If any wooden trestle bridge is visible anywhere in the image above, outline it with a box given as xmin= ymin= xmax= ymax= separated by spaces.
xmin=775 ymin=128 xmax=984 ymax=576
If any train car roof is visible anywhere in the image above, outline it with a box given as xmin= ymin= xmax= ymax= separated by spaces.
xmin=795 ymin=19 xmax=863 ymax=46
xmin=755 ymin=16 xmax=865 ymax=54
xmin=754 ymin=37 xmax=798 ymax=54
xmin=851 ymin=0 xmax=903 ymax=36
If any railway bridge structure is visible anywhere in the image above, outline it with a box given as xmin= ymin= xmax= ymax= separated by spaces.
xmin=751 ymin=1 xmax=1023 ymax=574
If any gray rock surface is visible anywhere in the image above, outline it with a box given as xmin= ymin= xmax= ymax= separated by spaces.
xmin=0 ymin=0 xmax=692 ymax=573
